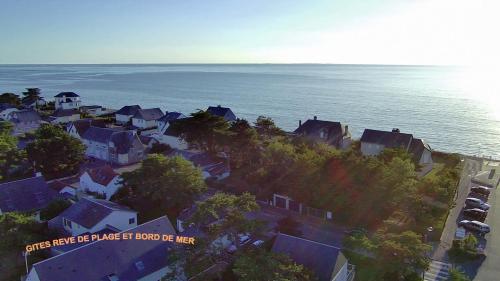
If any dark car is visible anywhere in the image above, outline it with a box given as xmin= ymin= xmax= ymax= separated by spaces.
xmin=463 ymin=208 xmax=487 ymax=222
xmin=471 ymin=186 xmax=491 ymax=196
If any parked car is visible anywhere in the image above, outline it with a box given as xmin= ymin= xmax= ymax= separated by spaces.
xmin=463 ymin=208 xmax=488 ymax=222
xmin=465 ymin=197 xmax=490 ymax=210
xmin=226 ymin=233 xmax=251 ymax=254
xmin=471 ymin=186 xmax=491 ymax=196
xmin=251 ymin=240 xmax=265 ymax=247
xmin=458 ymin=220 xmax=490 ymax=234
xmin=468 ymin=191 xmax=488 ymax=200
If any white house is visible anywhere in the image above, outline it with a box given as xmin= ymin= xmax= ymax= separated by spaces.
xmin=48 ymin=197 xmax=137 ymax=236
xmin=114 ymin=105 xmax=141 ymax=124
xmin=6 ymin=109 xmax=42 ymax=135
xmin=50 ymin=109 xmax=80 ymax=124
xmin=360 ymin=128 xmax=433 ymax=165
xmin=79 ymin=165 xmax=122 ymax=200
xmin=131 ymin=108 xmax=164 ymax=129
xmin=154 ymin=112 xmax=188 ymax=149
xmin=26 ymin=217 xmax=177 ymax=281
xmin=54 ymin=92 xmax=81 ymax=110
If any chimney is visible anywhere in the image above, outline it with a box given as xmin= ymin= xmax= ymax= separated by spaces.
xmin=313 ymin=116 xmax=317 ymax=120
xmin=392 ymin=128 xmax=400 ymax=133
xmin=299 ymin=120 xmax=302 ymax=127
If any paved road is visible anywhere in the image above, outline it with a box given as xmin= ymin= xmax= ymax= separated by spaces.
xmin=473 ymin=162 xmax=500 ymax=281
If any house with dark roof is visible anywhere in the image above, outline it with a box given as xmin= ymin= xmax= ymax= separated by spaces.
xmin=360 ymin=128 xmax=433 ymax=165
xmin=169 ymin=149 xmax=230 ymax=180
xmin=54 ymin=92 xmax=81 ymax=110
xmin=206 ymin=105 xmax=237 ymax=121
xmin=79 ymin=165 xmax=122 ymax=200
xmin=27 ymin=216 xmax=176 ymax=281
xmin=81 ymin=127 xmax=145 ymax=165
xmin=294 ymin=116 xmax=351 ymax=149
xmin=0 ymin=175 xmax=58 ymax=221
xmin=67 ymin=119 xmax=107 ymax=139
xmin=115 ymin=105 xmax=141 ymax=124
xmin=154 ymin=112 xmax=188 ymax=149
xmin=49 ymin=108 xmax=81 ymax=124
xmin=6 ymin=109 xmax=42 ymax=135
xmin=272 ymin=233 xmax=355 ymax=281
xmin=131 ymin=108 xmax=164 ymax=129
xmin=48 ymin=197 xmax=137 ymax=236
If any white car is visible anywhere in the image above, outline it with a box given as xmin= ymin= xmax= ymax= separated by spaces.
xmin=252 ymin=240 xmax=265 ymax=247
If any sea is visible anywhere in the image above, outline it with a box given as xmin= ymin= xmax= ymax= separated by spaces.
xmin=0 ymin=64 xmax=498 ymax=159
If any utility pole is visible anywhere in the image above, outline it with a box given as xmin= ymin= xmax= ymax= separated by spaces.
xmin=23 ymin=251 xmax=30 ymax=275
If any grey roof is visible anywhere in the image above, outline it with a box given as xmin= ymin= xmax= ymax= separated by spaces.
xmin=207 ymin=105 xmax=236 ymax=121
xmin=68 ymin=119 xmax=106 ymax=136
xmin=31 ymin=216 xmax=176 ymax=281
xmin=82 ymin=127 xmax=117 ymax=143
xmin=294 ymin=119 xmax=344 ymax=138
xmin=360 ymin=129 xmax=413 ymax=149
xmin=408 ymin=138 xmax=431 ymax=161
xmin=9 ymin=109 xmax=41 ymax=123
xmin=82 ymin=127 xmax=139 ymax=153
xmin=55 ymin=92 xmax=79 ymax=98
xmin=132 ymin=108 xmax=163 ymax=121
xmin=272 ymin=233 xmax=347 ymax=281
xmin=57 ymin=198 xmax=135 ymax=229
xmin=157 ymin=112 xmax=184 ymax=123
xmin=110 ymin=131 xmax=140 ymax=154
xmin=53 ymin=109 xmax=80 ymax=117
xmin=0 ymin=176 xmax=58 ymax=212
xmin=115 ymin=105 xmax=141 ymax=116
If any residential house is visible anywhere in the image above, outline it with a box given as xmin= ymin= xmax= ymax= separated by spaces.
xmin=0 ymin=103 xmax=18 ymax=120
xmin=49 ymin=180 xmax=78 ymax=199
xmin=294 ymin=116 xmax=351 ymax=149
xmin=49 ymin=108 xmax=80 ymax=124
xmin=360 ymin=128 xmax=433 ymax=165
xmin=79 ymin=165 xmax=122 ymax=200
xmin=0 ymin=175 xmax=58 ymax=221
xmin=154 ymin=112 xmax=188 ymax=149
xmin=66 ymin=119 xmax=107 ymax=139
xmin=132 ymin=108 xmax=164 ymax=129
xmin=48 ymin=197 xmax=137 ymax=236
xmin=80 ymin=105 xmax=107 ymax=116
xmin=206 ymin=105 xmax=237 ymax=121
xmin=81 ymin=126 xmax=145 ymax=165
xmin=54 ymin=92 xmax=81 ymax=110
xmin=6 ymin=109 xmax=42 ymax=135
xmin=169 ymin=150 xmax=230 ymax=180
xmin=27 ymin=216 xmax=177 ymax=281
xmin=115 ymin=105 xmax=141 ymax=124
xmin=272 ymin=233 xmax=355 ymax=281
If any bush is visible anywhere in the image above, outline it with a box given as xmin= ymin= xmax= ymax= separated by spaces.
xmin=40 ymin=199 xmax=71 ymax=221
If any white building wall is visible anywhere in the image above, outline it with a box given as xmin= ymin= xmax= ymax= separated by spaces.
xmin=116 ymin=114 xmax=132 ymax=124
xmin=88 ymin=210 xmax=137 ymax=233
xmin=132 ymin=118 xmax=156 ymax=129
xmin=332 ymin=261 xmax=348 ymax=281
xmin=419 ymin=149 xmax=433 ymax=164
xmin=79 ymin=173 xmax=122 ymax=200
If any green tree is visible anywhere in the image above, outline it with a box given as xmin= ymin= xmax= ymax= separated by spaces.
xmin=254 ymin=116 xmax=285 ymax=139
xmin=0 ymin=213 xmax=43 ymax=253
xmin=227 ymin=119 xmax=259 ymax=169
xmin=120 ymin=154 xmax=206 ymax=217
xmin=448 ymin=269 xmax=471 ymax=281
xmin=0 ymin=121 xmax=29 ymax=182
xmin=233 ymin=249 xmax=317 ymax=281
xmin=169 ymin=110 xmax=230 ymax=153
xmin=189 ymin=192 xmax=261 ymax=250
xmin=26 ymin=124 xmax=85 ymax=179
xmin=374 ymin=231 xmax=431 ymax=279
xmin=0 ymin=93 xmax=20 ymax=106
xmin=40 ymin=199 xmax=71 ymax=221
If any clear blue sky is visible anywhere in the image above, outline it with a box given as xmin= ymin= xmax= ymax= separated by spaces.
xmin=1 ymin=0 xmax=498 ymax=65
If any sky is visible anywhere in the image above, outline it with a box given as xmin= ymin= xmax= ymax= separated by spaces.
xmin=1 ymin=0 xmax=499 ymax=65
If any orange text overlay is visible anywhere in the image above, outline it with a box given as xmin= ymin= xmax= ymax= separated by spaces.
xmin=25 ymin=233 xmax=195 ymax=253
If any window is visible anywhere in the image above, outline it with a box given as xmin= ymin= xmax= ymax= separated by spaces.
xmin=63 ymin=218 xmax=72 ymax=229
xmin=129 ymin=218 xmax=135 ymax=224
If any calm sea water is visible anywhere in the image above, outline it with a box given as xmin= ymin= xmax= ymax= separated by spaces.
xmin=0 ymin=64 xmax=498 ymax=158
